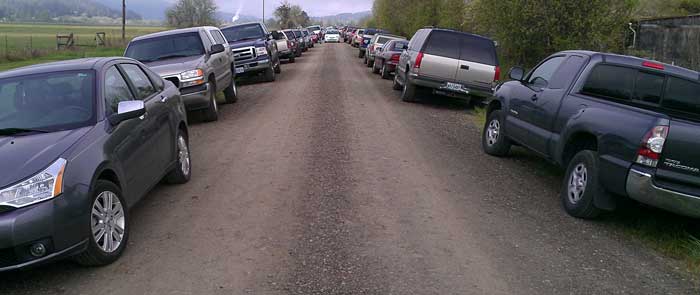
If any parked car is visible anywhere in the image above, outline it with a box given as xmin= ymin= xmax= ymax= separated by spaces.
xmin=345 ymin=27 xmax=357 ymax=44
xmin=308 ymin=25 xmax=322 ymax=42
xmin=373 ymin=39 xmax=409 ymax=79
xmin=358 ymin=28 xmax=383 ymax=58
xmin=221 ymin=22 xmax=281 ymax=83
xmin=274 ymin=30 xmax=296 ymax=63
xmin=282 ymin=30 xmax=302 ymax=57
xmin=0 ymin=57 xmax=191 ymax=271
xmin=351 ymin=29 xmax=365 ymax=47
xmin=291 ymin=29 xmax=307 ymax=52
xmin=365 ymin=34 xmax=405 ymax=68
xmin=301 ymin=29 xmax=313 ymax=48
xmin=483 ymin=50 xmax=700 ymax=219
xmin=394 ymin=28 xmax=500 ymax=103
xmin=125 ymin=26 xmax=237 ymax=122
xmin=324 ymin=29 xmax=341 ymax=43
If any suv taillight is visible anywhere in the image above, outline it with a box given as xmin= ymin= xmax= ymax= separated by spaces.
xmin=390 ymin=54 xmax=400 ymax=62
xmin=414 ymin=52 xmax=424 ymax=69
xmin=635 ymin=125 xmax=669 ymax=167
xmin=494 ymin=66 xmax=501 ymax=81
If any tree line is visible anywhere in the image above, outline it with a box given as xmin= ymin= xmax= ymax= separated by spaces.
xmin=166 ymin=0 xmax=312 ymax=30
xmin=369 ymin=0 xmax=700 ymax=69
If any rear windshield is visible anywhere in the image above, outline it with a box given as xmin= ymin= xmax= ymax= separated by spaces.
xmin=221 ymin=24 xmax=265 ymax=43
xmin=293 ymin=30 xmax=301 ymax=37
xmin=126 ymin=32 xmax=204 ymax=63
xmin=377 ymin=37 xmax=391 ymax=44
xmin=423 ymin=31 xmax=497 ymax=66
xmin=393 ymin=41 xmax=408 ymax=51
xmin=365 ymin=29 xmax=378 ymax=35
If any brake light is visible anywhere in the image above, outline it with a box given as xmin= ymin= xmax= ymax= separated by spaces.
xmin=414 ymin=52 xmax=424 ymax=68
xmin=642 ymin=61 xmax=665 ymax=70
xmin=494 ymin=66 xmax=501 ymax=81
xmin=287 ymin=41 xmax=291 ymax=48
xmin=635 ymin=125 xmax=669 ymax=167
xmin=390 ymin=54 xmax=400 ymax=62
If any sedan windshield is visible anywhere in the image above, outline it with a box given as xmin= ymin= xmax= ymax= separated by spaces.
xmin=125 ymin=32 xmax=204 ymax=63
xmin=222 ymin=24 xmax=265 ymax=42
xmin=0 ymin=70 xmax=95 ymax=133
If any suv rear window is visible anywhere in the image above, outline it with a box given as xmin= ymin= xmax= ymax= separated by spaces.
xmin=424 ymin=31 xmax=460 ymax=60
xmin=664 ymin=77 xmax=700 ymax=116
xmin=423 ymin=31 xmax=497 ymax=65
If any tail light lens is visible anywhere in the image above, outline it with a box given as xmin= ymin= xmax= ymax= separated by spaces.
xmin=287 ymin=41 xmax=291 ymax=48
xmin=414 ymin=52 xmax=424 ymax=69
xmin=390 ymin=54 xmax=400 ymax=62
xmin=494 ymin=66 xmax=501 ymax=81
xmin=635 ymin=125 xmax=669 ymax=167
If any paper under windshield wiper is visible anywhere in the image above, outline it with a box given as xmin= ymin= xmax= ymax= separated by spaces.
xmin=0 ymin=127 xmax=50 ymax=136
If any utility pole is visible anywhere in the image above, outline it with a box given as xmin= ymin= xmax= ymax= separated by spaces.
xmin=262 ymin=0 xmax=265 ymax=23
xmin=121 ymin=0 xmax=126 ymax=42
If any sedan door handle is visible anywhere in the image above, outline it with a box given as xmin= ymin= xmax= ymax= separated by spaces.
xmin=531 ymin=94 xmax=539 ymax=101
xmin=160 ymin=95 xmax=169 ymax=103
xmin=460 ymin=65 xmax=470 ymax=70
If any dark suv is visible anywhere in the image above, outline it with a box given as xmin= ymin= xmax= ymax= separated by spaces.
xmin=483 ymin=50 xmax=700 ymax=219
xmin=222 ymin=22 xmax=281 ymax=83
xmin=394 ymin=28 xmax=499 ymax=103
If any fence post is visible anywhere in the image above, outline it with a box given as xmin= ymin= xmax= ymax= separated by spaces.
xmin=4 ymin=34 xmax=7 ymax=59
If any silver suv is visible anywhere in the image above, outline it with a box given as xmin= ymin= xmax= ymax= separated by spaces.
xmin=125 ymin=27 xmax=237 ymax=122
xmin=393 ymin=28 xmax=499 ymax=103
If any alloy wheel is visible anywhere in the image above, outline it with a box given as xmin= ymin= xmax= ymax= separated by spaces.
xmin=486 ymin=119 xmax=501 ymax=146
xmin=178 ymin=135 xmax=191 ymax=176
xmin=568 ymin=163 xmax=588 ymax=204
xmin=91 ymin=191 xmax=125 ymax=253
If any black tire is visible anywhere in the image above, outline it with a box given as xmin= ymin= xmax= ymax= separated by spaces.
xmin=366 ymin=58 xmax=373 ymax=68
xmin=481 ymin=110 xmax=511 ymax=156
xmin=223 ymin=76 xmax=238 ymax=104
xmin=289 ymin=56 xmax=296 ymax=63
xmin=274 ymin=60 xmax=281 ymax=74
xmin=74 ymin=180 xmax=129 ymax=266
xmin=381 ymin=64 xmax=391 ymax=79
xmin=165 ymin=130 xmax=192 ymax=184
xmin=401 ymin=73 xmax=418 ymax=102
xmin=264 ymin=64 xmax=276 ymax=82
xmin=392 ymin=71 xmax=403 ymax=90
xmin=202 ymin=83 xmax=219 ymax=122
xmin=561 ymin=150 xmax=604 ymax=219
xmin=359 ymin=50 xmax=364 ymax=58
xmin=373 ymin=60 xmax=381 ymax=74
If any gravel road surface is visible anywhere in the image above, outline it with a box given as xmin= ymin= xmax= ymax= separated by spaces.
xmin=1 ymin=42 xmax=697 ymax=294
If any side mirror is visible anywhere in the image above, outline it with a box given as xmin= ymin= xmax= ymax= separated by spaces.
xmin=109 ymin=100 xmax=145 ymax=125
xmin=210 ymin=44 xmax=225 ymax=54
xmin=508 ymin=67 xmax=525 ymax=81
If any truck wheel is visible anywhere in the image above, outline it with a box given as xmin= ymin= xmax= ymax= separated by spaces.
xmin=401 ymin=74 xmax=418 ymax=102
xmin=482 ymin=110 xmax=511 ymax=156
xmin=561 ymin=151 xmax=604 ymax=219
xmin=392 ymin=72 xmax=402 ymax=90
xmin=274 ymin=60 xmax=282 ymax=74
xmin=74 ymin=180 xmax=129 ymax=266
xmin=202 ymin=83 xmax=219 ymax=122
xmin=223 ymin=77 xmax=238 ymax=104
xmin=264 ymin=64 xmax=276 ymax=82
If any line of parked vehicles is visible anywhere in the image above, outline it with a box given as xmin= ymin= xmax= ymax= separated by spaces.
xmin=0 ymin=22 xmax=324 ymax=272
xmin=345 ymin=26 xmax=700 ymax=221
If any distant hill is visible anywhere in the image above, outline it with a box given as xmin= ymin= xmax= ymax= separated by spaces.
xmin=0 ymin=0 xmax=142 ymax=22
xmin=311 ymin=11 xmax=372 ymax=25
xmin=93 ymin=0 xmax=167 ymax=20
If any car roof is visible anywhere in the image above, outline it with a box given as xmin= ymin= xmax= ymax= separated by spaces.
xmin=131 ymin=27 xmax=214 ymax=42
xmin=559 ymin=50 xmax=699 ymax=79
xmin=375 ymin=33 xmax=405 ymax=40
xmin=0 ymin=57 xmax=134 ymax=78
xmin=426 ymin=28 xmax=494 ymax=42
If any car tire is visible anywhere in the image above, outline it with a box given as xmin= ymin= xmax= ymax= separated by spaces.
xmin=165 ymin=130 xmax=192 ymax=184
xmin=74 ymin=180 xmax=129 ymax=267
xmin=381 ymin=64 xmax=391 ymax=79
xmin=223 ymin=76 xmax=238 ymax=104
xmin=289 ymin=56 xmax=296 ymax=63
xmin=392 ymin=71 xmax=403 ymax=90
xmin=401 ymin=73 xmax=418 ymax=102
xmin=372 ymin=60 xmax=381 ymax=74
xmin=264 ymin=64 xmax=276 ymax=82
xmin=482 ymin=110 xmax=511 ymax=156
xmin=274 ymin=60 xmax=282 ymax=74
xmin=359 ymin=50 xmax=364 ymax=58
xmin=561 ymin=150 xmax=604 ymax=219
xmin=202 ymin=83 xmax=219 ymax=122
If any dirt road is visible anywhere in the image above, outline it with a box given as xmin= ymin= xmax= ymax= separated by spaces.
xmin=1 ymin=42 xmax=696 ymax=294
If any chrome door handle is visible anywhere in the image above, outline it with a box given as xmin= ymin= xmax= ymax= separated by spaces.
xmin=160 ymin=95 xmax=169 ymax=103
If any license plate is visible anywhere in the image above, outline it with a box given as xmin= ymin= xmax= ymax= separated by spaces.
xmin=445 ymin=82 xmax=464 ymax=92
xmin=235 ymin=67 xmax=245 ymax=74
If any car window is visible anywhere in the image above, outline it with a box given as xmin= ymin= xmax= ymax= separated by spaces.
xmin=634 ymin=71 xmax=664 ymax=104
xmin=210 ymin=30 xmax=226 ymax=44
xmin=528 ymin=56 xmax=566 ymax=87
xmin=120 ymin=64 xmax=156 ymax=100
xmin=548 ymin=55 xmax=586 ymax=89
xmin=125 ymin=32 xmax=204 ymax=63
xmin=581 ymin=65 xmax=636 ymax=101
xmin=142 ymin=65 xmax=165 ymax=91
xmin=664 ymin=77 xmax=700 ymax=117
xmin=460 ymin=35 xmax=497 ymax=66
xmin=394 ymin=41 xmax=408 ymax=51
xmin=424 ymin=31 xmax=460 ymax=60
xmin=0 ymin=70 xmax=95 ymax=131
xmin=104 ymin=66 xmax=135 ymax=114
xmin=377 ymin=37 xmax=391 ymax=44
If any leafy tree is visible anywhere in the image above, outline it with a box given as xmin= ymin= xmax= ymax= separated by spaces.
xmin=274 ymin=1 xmax=310 ymax=29
xmin=166 ymin=0 xmax=219 ymax=28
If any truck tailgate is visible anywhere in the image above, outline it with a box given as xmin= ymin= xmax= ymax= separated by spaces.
xmin=656 ymin=119 xmax=700 ymax=191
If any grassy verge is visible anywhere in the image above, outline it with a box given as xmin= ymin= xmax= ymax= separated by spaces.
xmin=0 ymin=47 xmax=125 ymax=71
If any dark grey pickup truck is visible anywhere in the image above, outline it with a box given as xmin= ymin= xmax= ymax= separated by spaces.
xmin=483 ymin=50 xmax=700 ymax=219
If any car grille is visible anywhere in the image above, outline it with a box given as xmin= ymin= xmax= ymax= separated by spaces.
xmin=233 ymin=46 xmax=256 ymax=63
xmin=0 ymin=248 xmax=17 ymax=268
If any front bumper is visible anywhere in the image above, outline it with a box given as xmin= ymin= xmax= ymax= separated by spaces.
xmin=0 ymin=187 xmax=90 ymax=271
xmin=235 ymin=58 xmax=270 ymax=76
xmin=180 ymin=83 xmax=212 ymax=111
xmin=626 ymin=168 xmax=700 ymax=218
xmin=408 ymin=74 xmax=494 ymax=99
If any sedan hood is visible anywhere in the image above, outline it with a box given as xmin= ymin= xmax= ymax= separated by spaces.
xmin=0 ymin=127 xmax=91 ymax=188
xmin=142 ymin=55 xmax=205 ymax=78
xmin=229 ymin=39 xmax=265 ymax=49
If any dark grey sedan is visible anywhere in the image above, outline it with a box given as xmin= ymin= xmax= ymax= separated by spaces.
xmin=0 ymin=57 xmax=191 ymax=271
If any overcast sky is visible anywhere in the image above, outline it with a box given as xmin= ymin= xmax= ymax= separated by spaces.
xmin=214 ymin=0 xmax=374 ymax=17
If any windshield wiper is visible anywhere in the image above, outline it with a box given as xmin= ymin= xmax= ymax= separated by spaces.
xmin=143 ymin=54 xmax=192 ymax=62
xmin=0 ymin=128 xmax=50 ymax=136
xmin=230 ymin=37 xmax=259 ymax=42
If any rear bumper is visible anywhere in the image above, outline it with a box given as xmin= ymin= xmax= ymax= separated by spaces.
xmin=626 ymin=168 xmax=700 ymax=218
xmin=409 ymin=74 xmax=494 ymax=99
xmin=279 ymin=50 xmax=294 ymax=59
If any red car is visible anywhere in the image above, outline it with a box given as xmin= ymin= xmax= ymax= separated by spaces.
xmin=372 ymin=39 xmax=409 ymax=79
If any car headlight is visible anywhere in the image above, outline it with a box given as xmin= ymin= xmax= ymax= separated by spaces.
xmin=0 ymin=158 xmax=66 ymax=208
xmin=256 ymin=47 xmax=268 ymax=56
xmin=180 ymin=69 xmax=205 ymax=88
